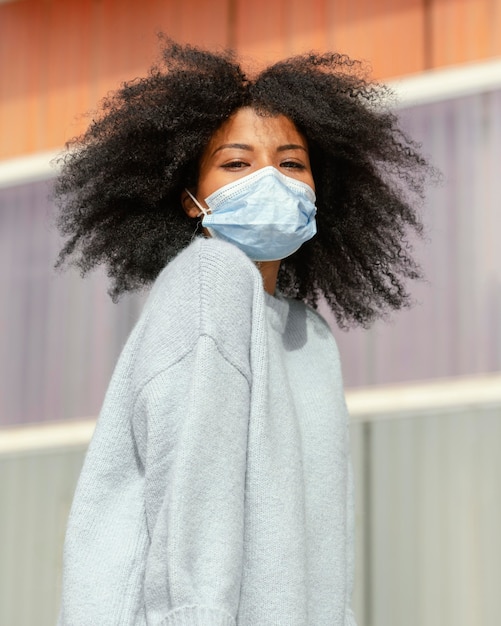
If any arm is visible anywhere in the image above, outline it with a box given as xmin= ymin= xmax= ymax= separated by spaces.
xmin=134 ymin=334 xmax=250 ymax=626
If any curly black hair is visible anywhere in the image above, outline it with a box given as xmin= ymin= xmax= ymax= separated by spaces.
xmin=53 ymin=38 xmax=432 ymax=327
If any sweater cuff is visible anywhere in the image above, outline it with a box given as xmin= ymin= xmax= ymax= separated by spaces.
xmin=159 ymin=605 xmax=236 ymax=626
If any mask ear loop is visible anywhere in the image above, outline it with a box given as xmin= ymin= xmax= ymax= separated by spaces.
xmin=184 ymin=188 xmax=209 ymax=218
xmin=190 ymin=222 xmax=203 ymax=243
xmin=185 ymin=188 xmax=210 ymax=241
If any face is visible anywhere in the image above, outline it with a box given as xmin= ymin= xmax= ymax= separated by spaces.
xmin=182 ymin=106 xmax=314 ymax=216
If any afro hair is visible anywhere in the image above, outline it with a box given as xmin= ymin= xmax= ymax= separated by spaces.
xmin=54 ymin=38 xmax=432 ymax=327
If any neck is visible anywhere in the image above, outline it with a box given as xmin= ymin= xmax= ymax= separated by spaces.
xmin=202 ymin=230 xmax=280 ymax=295
xmin=256 ymin=260 xmax=280 ymax=295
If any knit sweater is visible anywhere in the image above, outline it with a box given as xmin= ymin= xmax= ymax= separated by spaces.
xmin=58 ymin=238 xmax=357 ymax=626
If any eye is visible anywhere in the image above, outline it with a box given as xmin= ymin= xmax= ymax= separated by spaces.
xmin=221 ymin=160 xmax=249 ymax=169
xmin=280 ymin=160 xmax=306 ymax=170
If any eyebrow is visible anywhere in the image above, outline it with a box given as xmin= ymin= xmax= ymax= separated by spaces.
xmin=211 ymin=143 xmax=307 ymax=156
xmin=212 ymin=143 xmax=253 ymax=156
xmin=277 ymin=144 xmax=307 ymax=153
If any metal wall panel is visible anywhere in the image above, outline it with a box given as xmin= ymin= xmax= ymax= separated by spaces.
xmin=331 ymin=88 xmax=501 ymax=387
xmin=3 ymin=0 xmax=501 ymax=159
xmin=362 ymin=404 xmax=501 ymax=626
xmin=2 ymin=401 xmax=500 ymax=626
xmin=0 ymin=0 xmax=232 ymax=159
xmin=0 ymin=446 xmax=86 ymax=626
xmin=0 ymin=180 xmax=145 ymax=426
xmin=430 ymin=0 xmax=501 ymax=66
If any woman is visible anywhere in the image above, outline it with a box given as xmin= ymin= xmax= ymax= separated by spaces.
xmin=54 ymin=40 xmax=429 ymax=625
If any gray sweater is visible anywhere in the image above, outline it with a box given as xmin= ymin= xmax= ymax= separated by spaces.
xmin=58 ymin=238 xmax=357 ymax=626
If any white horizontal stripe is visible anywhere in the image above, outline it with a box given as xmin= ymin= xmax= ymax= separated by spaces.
xmin=0 ymin=150 xmax=59 ymax=189
xmin=346 ymin=373 xmax=501 ymax=420
xmin=0 ymin=418 xmax=96 ymax=454
xmin=1 ymin=373 xmax=500 ymax=453
xmin=388 ymin=56 xmax=501 ymax=107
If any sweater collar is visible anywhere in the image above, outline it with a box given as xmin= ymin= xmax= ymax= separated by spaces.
xmin=263 ymin=290 xmax=290 ymax=333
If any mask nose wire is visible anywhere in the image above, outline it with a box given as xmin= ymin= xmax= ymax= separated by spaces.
xmin=185 ymin=188 xmax=209 ymax=218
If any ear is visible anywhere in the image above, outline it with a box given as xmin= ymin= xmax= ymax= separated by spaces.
xmin=181 ymin=189 xmax=202 ymax=219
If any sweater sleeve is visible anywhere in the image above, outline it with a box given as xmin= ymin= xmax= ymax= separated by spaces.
xmin=133 ymin=334 xmax=251 ymax=626
xmin=345 ymin=420 xmax=358 ymax=626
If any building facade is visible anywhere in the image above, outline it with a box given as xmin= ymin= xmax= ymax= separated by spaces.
xmin=1 ymin=1 xmax=501 ymax=624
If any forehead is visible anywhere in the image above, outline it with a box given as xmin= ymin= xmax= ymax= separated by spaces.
xmin=205 ymin=107 xmax=308 ymax=151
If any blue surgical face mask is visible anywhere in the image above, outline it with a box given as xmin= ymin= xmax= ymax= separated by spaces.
xmin=185 ymin=166 xmax=317 ymax=261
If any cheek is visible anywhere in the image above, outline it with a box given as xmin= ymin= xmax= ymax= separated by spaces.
xmin=196 ymin=171 xmax=226 ymax=200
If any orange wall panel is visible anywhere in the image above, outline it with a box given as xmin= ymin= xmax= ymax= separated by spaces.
xmin=42 ymin=1 xmax=95 ymax=148
xmin=88 ymin=0 xmax=230 ymax=97
xmin=234 ymin=0 xmax=425 ymax=77
xmin=1 ymin=1 xmax=46 ymax=155
xmin=430 ymin=0 xmax=501 ymax=66
xmin=234 ymin=0 xmax=329 ymax=68
xmin=2 ymin=0 xmax=501 ymax=160
xmin=325 ymin=0 xmax=426 ymax=78
xmin=0 ymin=0 xmax=231 ymax=159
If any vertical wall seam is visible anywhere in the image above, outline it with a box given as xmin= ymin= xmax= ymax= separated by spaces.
xmin=423 ymin=0 xmax=433 ymax=70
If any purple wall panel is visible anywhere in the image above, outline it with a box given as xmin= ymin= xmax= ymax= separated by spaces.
xmin=0 ymin=181 xmax=145 ymax=426
xmin=331 ymin=89 xmax=501 ymax=387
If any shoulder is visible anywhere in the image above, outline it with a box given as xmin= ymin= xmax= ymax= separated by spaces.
xmin=152 ymin=237 xmax=260 ymax=305
xmin=151 ymin=237 xmax=262 ymax=328
xmin=132 ymin=239 xmax=263 ymax=378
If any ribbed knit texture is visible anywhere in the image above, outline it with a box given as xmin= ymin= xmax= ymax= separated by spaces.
xmin=159 ymin=606 xmax=235 ymax=625
xmin=58 ymin=238 xmax=356 ymax=625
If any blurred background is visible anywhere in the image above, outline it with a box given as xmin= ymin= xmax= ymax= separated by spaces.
xmin=1 ymin=1 xmax=500 ymax=624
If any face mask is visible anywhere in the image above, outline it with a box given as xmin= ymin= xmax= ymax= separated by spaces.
xmin=185 ymin=166 xmax=317 ymax=261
